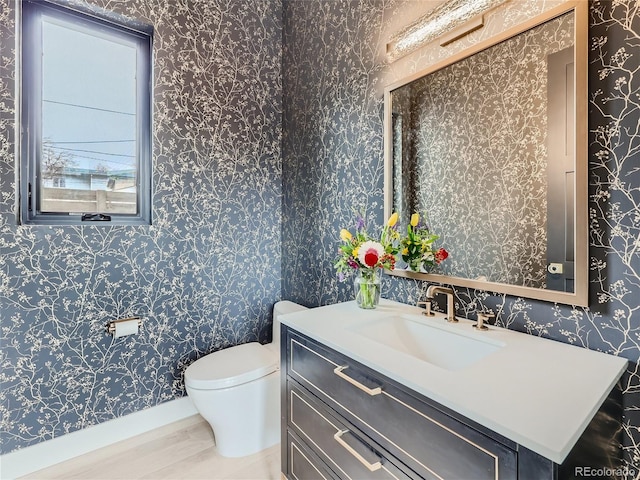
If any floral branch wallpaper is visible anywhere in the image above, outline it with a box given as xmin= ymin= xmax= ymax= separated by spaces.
xmin=0 ymin=0 xmax=282 ymax=453
xmin=1 ymin=0 xmax=639 ymax=475
xmin=282 ymin=0 xmax=640 ymax=474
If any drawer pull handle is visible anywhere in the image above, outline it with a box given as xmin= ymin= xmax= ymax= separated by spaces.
xmin=333 ymin=366 xmax=382 ymax=396
xmin=333 ymin=429 xmax=382 ymax=472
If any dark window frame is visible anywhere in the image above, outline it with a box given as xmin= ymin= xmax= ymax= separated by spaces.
xmin=20 ymin=0 xmax=153 ymax=225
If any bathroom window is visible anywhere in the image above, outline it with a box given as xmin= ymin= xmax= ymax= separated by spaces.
xmin=20 ymin=0 xmax=152 ymax=225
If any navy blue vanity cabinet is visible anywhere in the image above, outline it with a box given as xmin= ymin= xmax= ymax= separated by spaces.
xmin=280 ymin=326 xmax=623 ymax=480
xmin=281 ymin=326 xmax=518 ymax=480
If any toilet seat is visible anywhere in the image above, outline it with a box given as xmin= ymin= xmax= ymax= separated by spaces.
xmin=185 ymin=342 xmax=278 ymax=390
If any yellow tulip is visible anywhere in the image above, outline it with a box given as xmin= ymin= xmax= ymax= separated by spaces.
xmin=402 ymin=247 xmax=408 ymax=255
xmin=387 ymin=212 xmax=399 ymax=227
xmin=410 ymin=213 xmax=420 ymax=227
xmin=340 ymin=229 xmax=352 ymax=241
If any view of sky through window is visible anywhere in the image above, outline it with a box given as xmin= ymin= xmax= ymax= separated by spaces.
xmin=41 ymin=18 xmax=138 ymax=197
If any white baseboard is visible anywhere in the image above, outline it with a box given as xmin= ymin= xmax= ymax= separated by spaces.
xmin=0 ymin=397 xmax=198 ymax=479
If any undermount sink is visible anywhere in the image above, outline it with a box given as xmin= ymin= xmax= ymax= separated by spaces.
xmin=349 ymin=314 xmax=503 ymax=371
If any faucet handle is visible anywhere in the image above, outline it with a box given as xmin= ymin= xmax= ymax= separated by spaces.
xmin=417 ymin=300 xmax=434 ymax=316
xmin=473 ymin=312 xmax=494 ymax=331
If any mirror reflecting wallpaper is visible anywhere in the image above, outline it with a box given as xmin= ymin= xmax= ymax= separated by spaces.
xmin=389 ymin=11 xmax=578 ymax=293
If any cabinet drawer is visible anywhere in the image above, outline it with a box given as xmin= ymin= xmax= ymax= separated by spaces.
xmin=288 ymin=431 xmax=338 ymax=480
xmin=288 ymin=382 xmax=413 ymax=480
xmin=287 ymin=331 xmax=517 ymax=480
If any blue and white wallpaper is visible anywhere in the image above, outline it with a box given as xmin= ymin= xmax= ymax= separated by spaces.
xmin=1 ymin=0 xmax=639 ymax=473
xmin=0 ymin=0 xmax=282 ymax=454
xmin=282 ymin=0 xmax=640 ymax=473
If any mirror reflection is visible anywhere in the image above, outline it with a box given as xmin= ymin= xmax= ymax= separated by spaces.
xmin=389 ymin=10 xmax=576 ymax=293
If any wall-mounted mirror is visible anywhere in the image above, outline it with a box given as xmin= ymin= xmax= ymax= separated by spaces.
xmin=384 ymin=1 xmax=588 ymax=306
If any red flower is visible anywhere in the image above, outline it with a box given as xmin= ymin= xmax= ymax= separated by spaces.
xmin=435 ymin=248 xmax=449 ymax=263
xmin=363 ymin=250 xmax=379 ymax=267
xmin=358 ymin=241 xmax=384 ymax=268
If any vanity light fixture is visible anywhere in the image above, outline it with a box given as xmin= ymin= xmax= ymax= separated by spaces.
xmin=387 ymin=0 xmax=509 ymax=61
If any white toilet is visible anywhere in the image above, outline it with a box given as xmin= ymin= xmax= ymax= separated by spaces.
xmin=184 ymin=300 xmax=307 ymax=457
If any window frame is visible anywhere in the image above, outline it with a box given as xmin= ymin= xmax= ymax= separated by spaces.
xmin=19 ymin=0 xmax=153 ymax=225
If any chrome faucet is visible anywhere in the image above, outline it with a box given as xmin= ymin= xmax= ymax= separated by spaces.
xmin=425 ymin=285 xmax=457 ymax=322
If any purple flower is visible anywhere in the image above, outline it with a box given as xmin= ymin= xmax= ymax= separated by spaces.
xmin=355 ymin=216 xmax=366 ymax=230
xmin=347 ymin=258 xmax=359 ymax=269
xmin=338 ymin=272 xmax=346 ymax=282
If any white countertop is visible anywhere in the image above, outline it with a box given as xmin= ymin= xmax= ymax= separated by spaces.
xmin=280 ymin=299 xmax=628 ymax=464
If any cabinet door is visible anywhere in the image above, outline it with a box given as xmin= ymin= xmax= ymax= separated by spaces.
xmin=287 ymin=329 xmax=517 ymax=480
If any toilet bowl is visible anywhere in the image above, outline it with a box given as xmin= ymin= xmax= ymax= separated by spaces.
xmin=184 ymin=301 xmax=307 ymax=457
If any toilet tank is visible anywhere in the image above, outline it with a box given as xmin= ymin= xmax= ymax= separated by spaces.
xmin=272 ymin=301 xmax=307 ymax=350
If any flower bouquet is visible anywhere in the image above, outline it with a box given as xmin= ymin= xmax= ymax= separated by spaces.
xmin=335 ymin=213 xmax=400 ymax=309
xmin=401 ymin=213 xmax=449 ymax=272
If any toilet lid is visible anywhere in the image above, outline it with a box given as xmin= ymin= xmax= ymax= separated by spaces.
xmin=185 ymin=342 xmax=278 ymax=390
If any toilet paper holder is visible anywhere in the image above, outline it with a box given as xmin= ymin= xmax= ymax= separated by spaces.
xmin=107 ymin=317 xmax=142 ymax=335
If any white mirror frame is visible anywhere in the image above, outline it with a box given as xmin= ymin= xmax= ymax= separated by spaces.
xmin=384 ymin=1 xmax=588 ymax=307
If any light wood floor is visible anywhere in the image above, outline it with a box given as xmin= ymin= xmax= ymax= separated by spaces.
xmin=20 ymin=415 xmax=281 ymax=480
